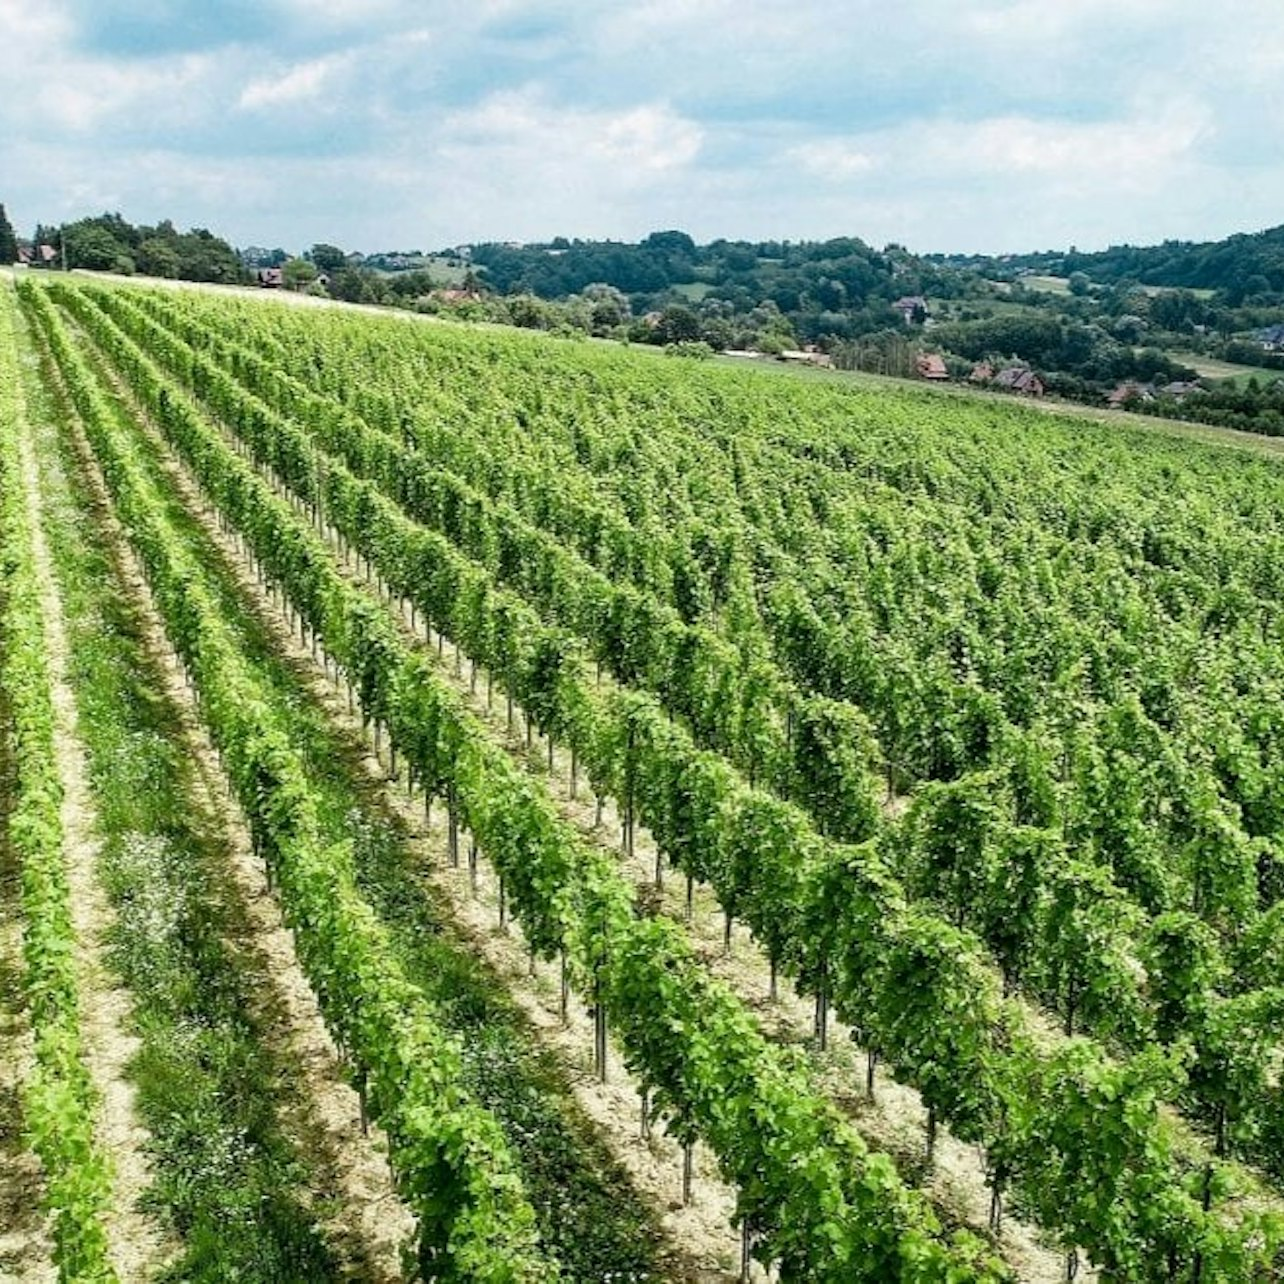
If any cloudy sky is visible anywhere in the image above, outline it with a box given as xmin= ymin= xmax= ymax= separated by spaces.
xmin=3 ymin=0 xmax=1282 ymax=255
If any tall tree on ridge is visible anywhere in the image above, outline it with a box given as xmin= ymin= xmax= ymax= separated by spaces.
xmin=0 ymin=204 xmax=18 ymax=265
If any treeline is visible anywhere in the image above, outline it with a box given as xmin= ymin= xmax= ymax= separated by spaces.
xmin=28 ymin=212 xmax=244 ymax=283
xmin=948 ymin=224 xmax=1284 ymax=306
xmin=928 ymin=312 xmax=1198 ymax=388
xmin=17 ymin=205 xmax=1284 ymax=443
xmin=1147 ymin=378 xmax=1284 ymax=437
xmin=1064 ymin=227 xmax=1284 ymax=303
xmin=465 ymin=230 xmax=984 ymax=343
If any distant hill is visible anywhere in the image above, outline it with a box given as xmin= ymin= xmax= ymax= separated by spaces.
xmin=939 ymin=225 xmax=1284 ymax=303
xmin=449 ymin=231 xmax=979 ymax=346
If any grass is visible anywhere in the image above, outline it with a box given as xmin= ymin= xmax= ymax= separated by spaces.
xmin=1021 ymin=274 xmax=1071 ymax=294
xmin=1164 ymin=351 xmax=1283 ymax=386
xmin=425 ymin=255 xmax=470 ymax=282
xmin=0 ymin=637 xmax=51 ymax=1277
xmin=1013 ymin=276 xmax=1216 ymax=300
xmin=671 ymin=282 xmax=712 ymax=302
xmin=929 ymin=296 xmax=1044 ymax=320
xmin=1138 ymin=284 xmax=1217 ymax=299
xmin=22 ymin=312 xmax=345 ymax=1281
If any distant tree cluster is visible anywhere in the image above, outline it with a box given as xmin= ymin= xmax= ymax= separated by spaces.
xmin=1148 ymin=377 xmax=1284 ymax=437
xmin=12 ymin=198 xmax=1284 ymax=444
xmin=929 ymin=314 xmax=1196 ymax=388
xmin=29 ymin=211 xmax=245 ymax=283
xmin=463 ymin=231 xmax=948 ymax=348
xmin=948 ymin=225 xmax=1284 ymax=308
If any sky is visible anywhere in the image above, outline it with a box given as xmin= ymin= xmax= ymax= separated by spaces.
xmin=2 ymin=0 xmax=1283 ymax=256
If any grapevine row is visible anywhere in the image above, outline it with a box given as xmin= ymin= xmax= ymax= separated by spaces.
xmin=0 ymin=285 xmax=116 ymax=1281
xmin=22 ymin=280 xmax=557 ymax=1283
xmin=184 ymin=288 xmax=1283 ymax=940
xmin=119 ymin=287 xmax=1282 ymax=967
xmin=80 ymin=286 xmax=1164 ymax=1044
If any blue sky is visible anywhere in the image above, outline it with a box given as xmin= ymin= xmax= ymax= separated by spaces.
xmin=2 ymin=0 xmax=1281 ymax=255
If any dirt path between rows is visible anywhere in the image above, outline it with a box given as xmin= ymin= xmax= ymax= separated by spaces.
xmin=57 ymin=375 xmax=416 ymax=1281
xmin=13 ymin=374 xmax=171 ymax=1282
xmin=127 ymin=376 xmax=750 ymax=1281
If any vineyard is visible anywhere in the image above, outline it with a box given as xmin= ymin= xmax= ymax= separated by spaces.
xmin=1 ymin=270 xmax=1283 ymax=1282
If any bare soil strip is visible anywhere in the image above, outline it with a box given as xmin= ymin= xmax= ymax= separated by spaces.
xmin=12 ymin=371 xmax=171 ymax=1283
xmin=55 ymin=369 xmax=416 ymax=1280
xmin=124 ymin=366 xmax=751 ymax=1282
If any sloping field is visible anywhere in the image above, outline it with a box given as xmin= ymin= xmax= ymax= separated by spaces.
xmin=4 ymin=272 xmax=1284 ymax=1281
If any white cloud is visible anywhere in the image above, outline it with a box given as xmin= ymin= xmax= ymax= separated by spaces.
xmin=947 ymin=102 xmax=1211 ymax=180
xmin=0 ymin=0 xmax=1281 ymax=253
xmin=0 ymin=0 xmax=72 ymax=43
xmin=593 ymin=104 xmax=703 ymax=171
xmin=31 ymin=53 xmax=217 ymax=132
xmin=274 ymin=0 xmax=407 ymax=20
xmin=780 ymin=97 xmax=1210 ymax=195
xmin=788 ymin=140 xmax=876 ymax=181
xmin=962 ymin=0 xmax=1175 ymax=40
xmin=238 ymin=55 xmax=347 ymax=110
xmin=443 ymin=88 xmax=703 ymax=177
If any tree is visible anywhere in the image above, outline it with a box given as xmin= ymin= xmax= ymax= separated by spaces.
xmin=580 ymin=283 xmax=630 ymax=333
xmin=283 ymin=257 xmax=318 ymax=290
xmin=136 ymin=237 xmax=181 ymax=279
xmin=309 ymin=242 xmax=347 ymax=274
xmin=173 ymin=228 xmax=243 ymax=283
xmin=328 ymin=266 xmax=386 ymax=304
xmin=653 ymin=305 xmax=701 ymax=345
xmin=643 ymin=229 xmax=696 ymax=256
xmin=63 ymin=221 xmax=133 ymax=272
xmin=0 ymin=204 xmax=18 ymax=264
xmin=506 ymin=294 xmax=553 ymax=329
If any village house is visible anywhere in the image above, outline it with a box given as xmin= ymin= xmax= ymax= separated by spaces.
xmin=1257 ymin=324 xmax=1284 ymax=352
xmin=1106 ymin=381 xmax=1156 ymax=408
xmin=256 ymin=267 xmax=284 ymax=287
xmin=994 ymin=367 xmax=1045 ymax=396
xmin=1160 ymin=380 xmax=1204 ymax=400
xmin=968 ymin=362 xmax=995 ymax=383
xmin=915 ymin=353 xmax=949 ymax=380
xmin=19 ymin=244 xmax=59 ymax=269
xmin=892 ymin=295 xmax=928 ymax=324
